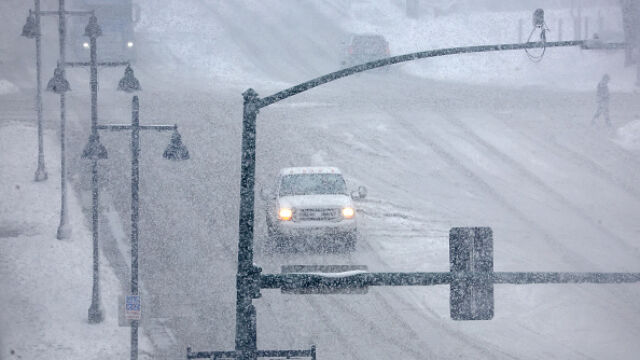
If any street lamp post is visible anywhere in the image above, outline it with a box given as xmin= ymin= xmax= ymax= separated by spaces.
xmin=24 ymin=0 xmax=142 ymax=325
xmin=54 ymin=0 xmax=72 ymax=240
xmin=72 ymin=14 xmax=141 ymax=324
xmin=94 ymin=95 xmax=189 ymax=360
xmin=21 ymin=1 xmax=47 ymax=182
xmin=28 ymin=0 xmax=93 ymax=238
xmin=56 ymin=13 xmax=140 ymax=324
xmin=81 ymin=13 xmax=107 ymax=324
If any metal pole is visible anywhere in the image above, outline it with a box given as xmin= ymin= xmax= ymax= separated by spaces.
xmin=34 ymin=0 xmax=48 ymax=182
xmin=518 ymin=18 xmax=523 ymax=43
xmin=235 ymin=89 xmax=260 ymax=360
xmin=87 ymin=25 xmax=104 ymax=323
xmin=56 ymin=0 xmax=71 ymax=239
xmin=597 ymin=11 xmax=604 ymax=36
xmin=584 ymin=17 xmax=590 ymax=39
xmin=130 ymin=96 xmax=140 ymax=360
xmin=558 ymin=19 xmax=563 ymax=42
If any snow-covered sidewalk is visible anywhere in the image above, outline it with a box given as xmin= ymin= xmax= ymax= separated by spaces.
xmin=0 ymin=120 xmax=152 ymax=359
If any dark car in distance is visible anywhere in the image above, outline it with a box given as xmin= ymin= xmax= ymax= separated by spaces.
xmin=343 ymin=34 xmax=390 ymax=67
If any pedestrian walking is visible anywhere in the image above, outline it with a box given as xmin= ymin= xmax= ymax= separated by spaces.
xmin=592 ymin=74 xmax=611 ymax=126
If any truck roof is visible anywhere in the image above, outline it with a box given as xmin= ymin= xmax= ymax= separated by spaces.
xmin=280 ymin=167 xmax=342 ymax=175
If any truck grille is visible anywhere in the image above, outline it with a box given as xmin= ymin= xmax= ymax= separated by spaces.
xmin=294 ymin=208 xmax=340 ymax=221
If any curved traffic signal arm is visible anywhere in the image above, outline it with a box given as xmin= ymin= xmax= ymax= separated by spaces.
xmin=217 ymin=8 xmax=628 ymax=359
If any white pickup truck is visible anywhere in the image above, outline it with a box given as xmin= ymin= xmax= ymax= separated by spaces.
xmin=261 ymin=167 xmax=366 ymax=252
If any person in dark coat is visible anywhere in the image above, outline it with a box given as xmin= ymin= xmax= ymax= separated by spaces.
xmin=592 ymin=74 xmax=611 ymax=126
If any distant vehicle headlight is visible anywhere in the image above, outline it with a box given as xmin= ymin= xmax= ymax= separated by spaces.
xmin=278 ymin=208 xmax=293 ymax=221
xmin=83 ymin=42 xmax=89 ymax=49
xmin=127 ymin=41 xmax=134 ymax=48
xmin=342 ymin=207 xmax=355 ymax=219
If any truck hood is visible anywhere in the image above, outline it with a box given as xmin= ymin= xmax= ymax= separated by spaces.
xmin=278 ymin=194 xmax=352 ymax=209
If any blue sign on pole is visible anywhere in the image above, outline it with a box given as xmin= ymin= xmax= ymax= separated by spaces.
xmin=125 ymin=295 xmax=141 ymax=320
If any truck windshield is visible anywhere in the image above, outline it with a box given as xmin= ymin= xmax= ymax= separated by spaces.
xmin=279 ymin=174 xmax=347 ymax=196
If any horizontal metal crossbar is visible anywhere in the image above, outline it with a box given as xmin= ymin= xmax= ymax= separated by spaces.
xmin=258 ymin=40 xmax=621 ymax=108
xmin=65 ymin=61 xmax=130 ymax=68
xmin=186 ymin=346 xmax=316 ymax=359
xmin=97 ymin=124 xmax=176 ymax=131
xmin=36 ymin=10 xmax=94 ymax=16
xmin=260 ymin=272 xmax=640 ymax=290
xmin=494 ymin=272 xmax=640 ymax=284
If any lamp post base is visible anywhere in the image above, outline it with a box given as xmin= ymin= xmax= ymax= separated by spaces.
xmin=56 ymin=222 xmax=72 ymax=240
xmin=34 ymin=166 xmax=48 ymax=182
xmin=88 ymin=302 xmax=104 ymax=324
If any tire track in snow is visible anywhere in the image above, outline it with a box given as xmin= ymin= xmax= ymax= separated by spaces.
xmin=323 ymin=294 xmax=437 ymax=359
xmin=382 ymin=108 xmax=597 ymax=271
xmin=494 ymin=111 xmax=640 ymax=203
xmin=348 ymin=220 xmax=527 ymax=359
xmin=443 ymin=113 xmax=640 ymax=261
xmin=356 ymin=223 xmax=616 ymax=360
xmin=419 ymin=111 xmax=640 ymax=316
xmin=536 ymin=106 xmax=640 ymax=171
xmin=489 ymin=114 xmax=640 ymax=316
xmin=546 ymin=135 xmax=640 ymax=201
xmin=353 ymin=230 xmax=531 ymax=359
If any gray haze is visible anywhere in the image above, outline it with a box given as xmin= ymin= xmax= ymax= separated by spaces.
xmin=2 ymin=0 xmax=640 ymax=359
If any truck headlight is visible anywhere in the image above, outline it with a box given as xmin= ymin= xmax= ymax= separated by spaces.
xmin=83 ymin=42 xmax=89 ymax=49
xmin=127 ymin=41 xmax=134 ymax=48
xmin=342 ymin=207 xmax=355 ymax=219
xmin=278 ymin=208 xmax=292 ymax=221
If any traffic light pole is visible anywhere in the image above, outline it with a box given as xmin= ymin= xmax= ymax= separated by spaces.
xmin=188 ymin=27 xmax=630 ymax=360
xmin=234 ymin=89 xmax=261 ymax=359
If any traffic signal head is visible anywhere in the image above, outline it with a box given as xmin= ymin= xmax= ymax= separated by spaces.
xmin=449 ymin=227 xmax=494 ymax=320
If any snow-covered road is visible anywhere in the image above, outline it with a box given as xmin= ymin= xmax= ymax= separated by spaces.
xmin=58 ymin=70 xmax=640 ymax=359
xmin=4 ymin=0 xmax=640 ymax=358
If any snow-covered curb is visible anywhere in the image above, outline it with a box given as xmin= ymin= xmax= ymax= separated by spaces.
xmin=614 ymin=118 xmax=640 ymax=151
xmin=0 ymin=122 xmax=153 ymax=359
